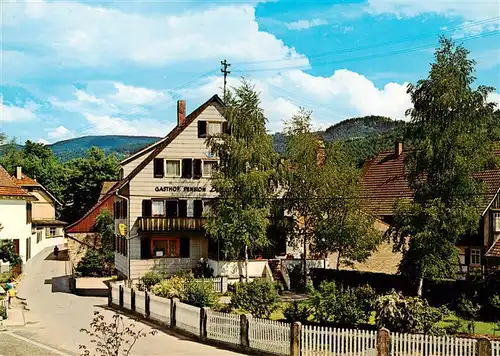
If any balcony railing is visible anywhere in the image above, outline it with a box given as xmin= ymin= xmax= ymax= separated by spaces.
xmin=137 ymin=217 xmax=206 ymax=232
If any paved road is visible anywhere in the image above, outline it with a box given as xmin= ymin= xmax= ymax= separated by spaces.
xmin=6 ymin=247 xmax=242 ymax=356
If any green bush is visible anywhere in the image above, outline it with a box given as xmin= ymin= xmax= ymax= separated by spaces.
xmin=151 ymin=276 xmax=186 ymax=299
xmin=457 ymin=295 xmax=481 ymax=334
xmin=192 ymin=260 xmax=214 ymax=278
xmin=309 ymin=281 xmax=374 ymax=327
xmin=0 ymin=305 xmax=7 ymax=319
xmin=183 ymin=279 xmax=218 ymax=308
xmin=139 ymin=271 xmax=164 ymax=292
xmin=375 ymin=290 xmax=449 ymax=335
xmin=231 ymin=279 xmax=279 ymax=318
xmin=76 ymin=249 xmax=114 ymax=277
xmin=283 ymin=301 xmax=312 ymax=323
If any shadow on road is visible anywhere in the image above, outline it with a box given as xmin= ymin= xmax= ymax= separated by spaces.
xmin=44 ymin=249 xmax=69 ymax=261
xmin=44 ymin=276 xmax=71 ymax=294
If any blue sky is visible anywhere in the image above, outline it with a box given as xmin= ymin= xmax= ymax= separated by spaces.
xmin=1 ymin=0 xmax=499 ymax=144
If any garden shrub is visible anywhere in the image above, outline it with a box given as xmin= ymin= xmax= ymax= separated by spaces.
xmin=0 ymin=304 xmax=6 ymax=319
xmin=139 ymin=271 xmax=164 ymax=292
xmin=231 ymin=278 xmax=279 ymax=318
xmin=375 ymin=290 xmax=449 ymax=335
xmin=192 ymin=260 xmax=214 ymax=278
xmin=288 ymin=264 xmax=306 ymax=292
xmin=457 ymin=295 xmax=481 ymax=334
xmin=212 ymin=302 xmax=233 ymax=313
xmin=183 ymin=279 xmax=218 ymax=308
xmin=151 ymin=276 xmax=187 ymax=299
xmin=309 ymin=281 xmax=374 ymax=327
xmin=283 ymin=301 xmax=312 ymax=323
xmin=76 ymin=249 xmax=114 ymax=277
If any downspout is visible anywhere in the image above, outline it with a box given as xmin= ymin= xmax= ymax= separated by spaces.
xmin=116 ymin=192 xmax=131 ymax=282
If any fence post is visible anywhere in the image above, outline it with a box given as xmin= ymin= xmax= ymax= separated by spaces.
xmin=200 ymin=307 xmax=208 ymax=341
xmin=290 ymin=322 xmax=301 ymax=356
xmin=107 ymin=286 xmax=112 ymax=307
xmin=131 ymin=288 xmax=136 ymax=312
xmin=119 ymin=285 xmax=124 ymax=308
xmin=221 ymin=276 xmax=228 ymax=294
xmin=144 ymin=291 xmax=150 ymax=319
xmin=377 ymin=328 xmax=390 ymax=356
xmin=240 ymin=314 xmax=251 ymax=350
xmin=477 ymin=337 xmax=491 ymax=356
xmin=171 ymin=298 xmax=178 ymax=328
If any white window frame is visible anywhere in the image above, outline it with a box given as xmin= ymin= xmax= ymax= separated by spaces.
xmin=207 ymin=121 xmax=222 ymax=136
xmin=152 ymin=200 xmax=165 ymax=217
xmin=165 ymin=159 xmax=181 ymax=177
xmin=494 ymin=213 xmax=500 ymax=232
xmin=202 ymin=160 xmax=217 ymax=177
xmin=471 ymin=248 xmax=481 ymax=266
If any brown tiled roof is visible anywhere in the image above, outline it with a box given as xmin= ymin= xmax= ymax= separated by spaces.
xmin=486 ymin=238 xmax=500 ymax=257
xmin=0 ymin=166 xmax=35 ymax=199
xmin=107 ymin=94 xmax=225 ymax=195
xmin=361 ymin=150 xmax=500 ymax=217
xmin=32 ymin=219 xmax=67 ymax=226
xmin=99 ymin=181 xmax=117 ymax=200
xmin=12 ymin=173 xmax=40 ymax=186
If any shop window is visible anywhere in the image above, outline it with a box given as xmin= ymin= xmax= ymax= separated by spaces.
xmin=153 ymin=158 xmax=164 ymax=178
xmin=165 ymin=160 xmax=180 ymax=177
xmin=151 ymin=238 xmax=180 ymax=258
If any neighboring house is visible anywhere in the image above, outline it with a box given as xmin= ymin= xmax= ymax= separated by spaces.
xmin=0 ymin=165 xmax=35 ymax=267
xmin=65 ymin=181 xmax=115 ymax=266
xmin=361 ymin=142 xmax=500 ymax=277
xmin=12 ymin=167 xmax=67 ymax=260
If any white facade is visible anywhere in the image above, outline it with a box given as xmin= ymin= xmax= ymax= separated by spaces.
xmin=0 ymin=199 xmax=31 ymax=263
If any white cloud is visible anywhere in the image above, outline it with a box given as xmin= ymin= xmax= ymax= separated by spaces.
xmin=0 ymin=96 xmax=37 ymax=122
xmin=37 ymin=138 xmax=49 ymax=144
xmin=83 ymin=113 xmax=173 ymax=137
xmin=285 ymin=18 xmax=328 ymax=31
xmin=48 ymin=125 xmax=73 ymax=140
xmin=487 ymin=92 xmax=500 ymax=106
xmin=366 ymin=0 xmax=500 ymax=34
xmin=110 ymin=83 xmax=168 ymax=105
xmin=3 ymin=1 xmax=308 ymax=67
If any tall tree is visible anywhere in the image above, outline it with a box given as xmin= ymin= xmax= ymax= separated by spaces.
xmin=204 ymin=81 xmax=278 ymax=282
xmin=315 ymin=143 xmax=381 ymax=269
xmin=390 ymin=37 xmax=499 ymax=294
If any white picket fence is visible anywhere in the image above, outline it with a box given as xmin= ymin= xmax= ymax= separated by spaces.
xmin=302 ymin=325 xmax=377 ymax=356
xmin=391 ymin=333 xmax=477 ymax=356
xmin=194 ymin=278 xmax=226 ymax=293
xmin=111 ymin=283 xmax=120 ymax=305
xmin=249 ymin=317 xmax=290 ymax=355
xmin=176 ymin=301 xmax=201 ymax=336
xmin=492 ymin=341 xmax=500 ymax=356
xmin=149 ymin=294 xmax=171 ymax=325
xmin=206 ymin=310 xmax=241 ymax=345
xmin=123 ymin=287 xmax=132 ymax=310
xmin=135 ymin=291 xmax=146 ymax=316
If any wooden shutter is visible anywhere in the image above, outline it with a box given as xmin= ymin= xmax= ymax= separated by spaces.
xmin=465 ymin=248 xmax=471 ymax=266
xmin=198 ymin=121 xmax=207 ymax=138
xmin=13 ymin=239 xmax=20 ymax=254
xmin=182 ymin=159 xmax=193 ymax=179
xmin=153 ymin=158 xmax=164 ymax=178
xmin=140 ymin=237 xmax=151 ymax=259
xmin=193 ymin=159 xmax=202 ymax=179
xmin=193 ymin=200 xmax=203 ymax=218
xmin=26 ymin=203 xmax=32 ymax=224
xmin=142 ymin=200 xmax=152 ymax=217
xmin=178 ymin=200 xmax=188 ymax=218
xmin=180 ymin=238 xmax=190 ymax=258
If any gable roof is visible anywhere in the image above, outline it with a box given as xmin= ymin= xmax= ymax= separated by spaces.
xmin=361 ymin=150 xmax=500 ymax=217
xmin=107 ymin=94 xmax=225 ymax=195
xmin=99 ymin=181 xmax=117 ymax=201
xmin=65 ymin=194 xmax=114 ymax=233
xmin=0 ymin=165 xmax=36 ymax=200
xmin=12 ymin=172 xmax=61 ymax=205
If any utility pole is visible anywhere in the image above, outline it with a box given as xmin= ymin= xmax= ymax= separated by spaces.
xmin=221 ymin=59 xmax=231 ymax=101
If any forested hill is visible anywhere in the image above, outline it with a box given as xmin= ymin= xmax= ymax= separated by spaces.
xmin=3 ymin=116 xmax=404 ymax=165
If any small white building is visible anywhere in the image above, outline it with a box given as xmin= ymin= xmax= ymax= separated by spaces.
xmin=0 ymin=165 xmax=35 ymax=269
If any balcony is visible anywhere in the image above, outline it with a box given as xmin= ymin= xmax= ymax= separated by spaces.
xmin=137 ymin=217 xmax=206 ymax=232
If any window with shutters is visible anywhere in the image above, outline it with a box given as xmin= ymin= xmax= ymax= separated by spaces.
xmin=165 ymin=200 xmax=178 ymax=218
xmin=471 ymin=249 xmax=481 ymax=265
xmin=178 ymin=200 xmax=188 ymax=218
xmin=203 ymin=161 xmax=216 ymax=177
xmin=208 ymin=122 xmax=222 ymax=135
xmin=193 ymin=159 xmax=202 ymax=179
xmin=165 ymin=160 xmax=180 ymax=177
xmin=182 ymin=159 xmax=193 ymax=178
xmin=198 ymin=121 xmax=207 ymax=138
xmin=193 ymin=200 xmax=203 ymax=218
xmin=142 ymin=200 xmax=152 ymax=217
xmin=153 ymin=158 xmax=164 ymax=178
xmin=150 ymin=237 xmax=180 ymax=258
xmin=152 ymin=200 xmax=165 ymax=217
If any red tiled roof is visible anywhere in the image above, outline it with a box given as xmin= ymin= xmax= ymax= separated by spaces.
xmin=361 ymin=150 xmax=500 ymax=217
xmin=12 ymin=173 xmax=40 ymax=186
xmin=0 ymin=166 xmax=35 ymax=199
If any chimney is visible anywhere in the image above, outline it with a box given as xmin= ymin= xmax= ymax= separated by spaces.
xmin=16 ymin=166 xmax=22 ymax=180
xmin=316 ymin=138 xmax=326 ymax=167
xmin=395 ymin=141 xmax=403 ymax=157
xmin=177 ymin=100 xmax=186 ymax=126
